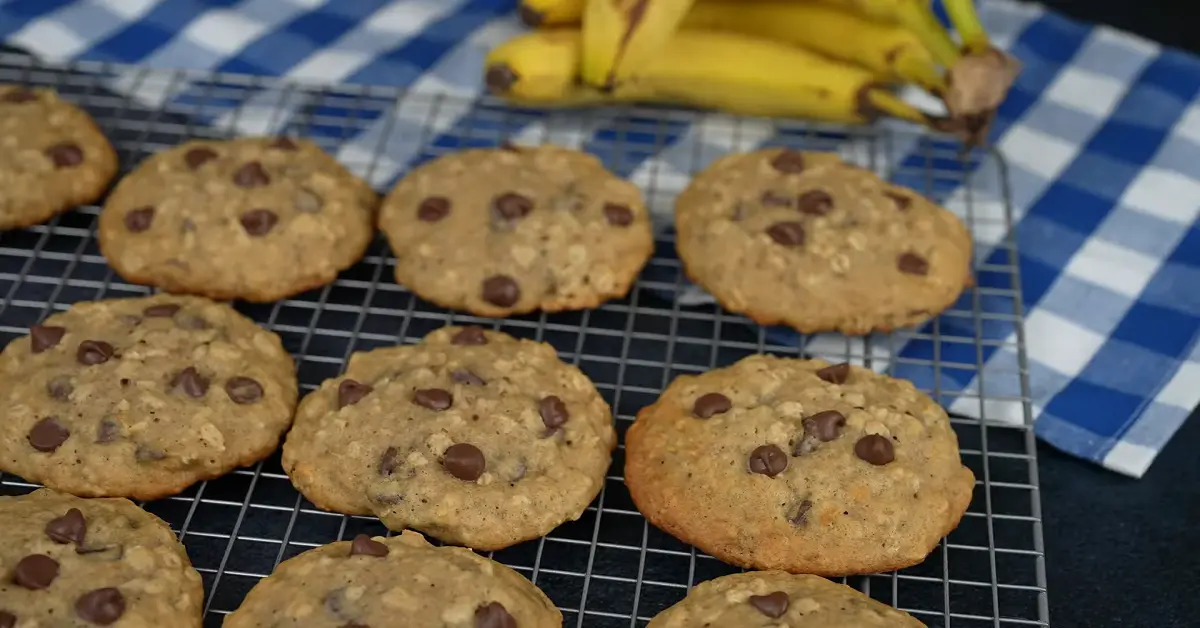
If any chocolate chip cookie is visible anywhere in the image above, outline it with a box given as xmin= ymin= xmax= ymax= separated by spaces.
xmin=674 ymin=149 xmax=972 ymax=334
xmin=0 ymin=85 xmax=118 ymax=231
xmin=98 ymin=137 xmax=378 ymax=302
xmin=647 ymin=571 xmax=924 ymax=627
xmin=283 ymin=325 xmax=616 ymax=550
xmin=625 ymin=355 xmax=974 ymax=575
xmin=0 ymin=488 xmax=204 ymax=626
xmin=378 ymin=144 xmax=653 ymax=316
xmin=0 ymin=294 xmax=299 ymax=499
xmin=224 ymin=530 xmax=561 ymax=627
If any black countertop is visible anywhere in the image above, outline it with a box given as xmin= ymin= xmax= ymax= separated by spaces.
xmin=1022 ymin=1 xmax=1199 ymax=626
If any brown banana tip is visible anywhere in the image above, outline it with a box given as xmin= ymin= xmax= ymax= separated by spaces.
xmin=517 ymin=5 xmax=543 ymax=27
xmin=484 ymin=64 xmax=519 ymax=94
xmin=854 ymin=82 xmax=889 ymax=122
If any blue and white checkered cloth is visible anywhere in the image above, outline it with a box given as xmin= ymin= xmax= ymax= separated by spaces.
xmin=0 ymin=0 xmax=1196 ymax=478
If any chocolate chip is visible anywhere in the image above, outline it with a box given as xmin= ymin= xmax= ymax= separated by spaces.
xmin=271 ymin=137 xmax=298 ymax=150
xmin=767 ymin=221 xmax=806 ymax=247
xmin=2 ymin=87 xmax=35 ymax=103
xmin=770 ymin=149 xmax=805 ymax=173
xmin=46 ymin=508 xmax=87 ymax=545
xmin=760 ymin=190 xmax=793 ymax=207
xmin=135 ymin=445 xmax=165 ymax=462
xmin=338 ymin=379 xmax=373 ymax=409
xmin=748 ymin=445 xmax=788 ymax=477
xmin=749 ymin=591 xmax=790 ymax=618
xmin=176 ymin=315 xmax=210 ymax=330
xmin=539 ymin=395 xmax=569 ymax=430
xmin=451 ymin=326 xmax=487 ymax=345
xmin=29 ymin=325 xmax=66 ymax=354
xmin=45 ymin=142 xmax=83 ymax=168
xmin=295 ymin=188 xmax=322 ymax=213
xmin=692 ymin=392 xmax=732 ymax=419
xmin=349 ymin=534 xmax=389 ymax=557
xmin=451 ymin=369 xmax=486 ymax=386
xmin=75 ymin=588 xmax=125 ymax=624
xmin=46 ymin=375 xmax=73 ymax=400
xmin=797 ymin=190 xmax=834 ymax=216
xmin=789 ymin=499 xmax=813 ymax=525
xmin=28 ymin=417 xmax=69 ymax=452
xmin=413 ymin=388 xmax=452 ymax=411
xmin=184 ymin=147 xmax=218 ymax=169
xmin=13 ymin=555 xmax=58 ymax=590
xmin=475 ymin=602 xmax=517 ymax=628
xmin=816 ymin=363 xmax=851 ymax=384
xmin=324 ymin=587 xmax=352 ymax=618
xmin=144 ymin=304 xmax=180 ymax=317
xmin=225 ymin=377 xmax=263 ymax=404
xmin=855 ymin=434 xmax=895 ymax=465
xmin=481 ymin=275 xmax=520 ymax=307
xmin=378 ymin=446 xmax=400 ymax=476
xmin=885 ymin=190 xmax=911 ymax=210
xmin=96 ymin=418 xmax=121 ymax=443
xmin=77 ymin=340 xmax=114 ymax=366
xmin=804 ymin=410 xmax=846 ymax=442
xmin=492 ymin=192 xmax=534 ymax=222
xmin=124 ymin=206 xmax=155 ymax=232
xmin=898 ymin=252 xmax=929 ymax=275
xmin=603 ymin=202 xmax=634 ymax=226
xmin=233 ymin=161 xmax=270 ymax=187
xmin=171 ymin=367 xmax=209 ymax=398
xmin=417 ymin=196 xmax=451 ymax=222
xmin=240 ymin=209 xmax=278 ymax=236
xmin=443 ymin=443 xmax=485 ymax=481
xmin=0 ymin=611 xmax=14 ymax=628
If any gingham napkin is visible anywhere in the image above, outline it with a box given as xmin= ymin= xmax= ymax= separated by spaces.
xmin=0 ymin=0 xmax=1196 ymax=478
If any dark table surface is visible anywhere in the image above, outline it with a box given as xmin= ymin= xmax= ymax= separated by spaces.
xmin=1022 ymin=1 xmax=1199 ymax=626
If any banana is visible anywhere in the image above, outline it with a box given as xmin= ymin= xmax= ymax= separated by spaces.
xmin=581 ymin=0 xmax=697 ymax=89
xmin=485 ymin=29 xmax=959 ymax=136
xmin=939 ymin=0 xmax=1021 ymax=131
xmin=683 ymin=1 xmax=945 ymax=95
xmin=518 ymin=0 xmax=586 ymax=27
xmin=808 ymin=0 xmax=961 ymax=68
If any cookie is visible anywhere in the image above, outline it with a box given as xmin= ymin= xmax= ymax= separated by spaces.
xmin=224 ymin=530 xmax=561 ymax=627
xmin=0 ymin=294 xmax=299 ymax=500
xmin=0 ymin=488 xmax=204 ymax=626
xmin=674 ymin=148 xmax=972 ymax=334
xmin=624 ymin=355 xmax=974 ymax=575
xmin=98 ymin=137 xmax=378 ymax=302
xmin=0 ymin=85 xmax=118 ymax=231
xmin=378 ymin=144 xmax=653 ymax=316
xmin=283 ymin=325 xmax=616 ymax=550
xmin=647 ymin=571 xmax=924 ymax=627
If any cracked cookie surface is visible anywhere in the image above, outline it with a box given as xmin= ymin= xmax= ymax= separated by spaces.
xmin=0 ymin=488 xmax=204 ymax=626
xmin=674 ymin=149 xmax=972 ymax=335
xmin=647 ymin=571 xmax=923 ymax=627
xmin=283 ymin=325 xmax=616 ymax=550
xmin=625 ymin=355 xmax=973 ymax=575
xmin=379 ymin=144 xmax=653 ymax=316
xmin=0 ymin=85 xmax=118 ymax=231
xmin=0 ymin=294 xmax=298 ymax=499
xmin=224 ymin=530 xmax=561 ymax=627
xmin=98 ymin=137 xmax=378 ymax=302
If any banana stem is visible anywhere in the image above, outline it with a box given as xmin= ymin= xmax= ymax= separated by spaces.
xmin=941 ymin=0 xmax=991 ymax=54
xmin=893 ymin=51 xmax=949 ymax=95
xmin=894 ymin=0 xmax=961 ymax=68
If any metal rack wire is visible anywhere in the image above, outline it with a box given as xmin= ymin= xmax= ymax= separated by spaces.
xmin=0 ymin=52 xmax=1047 ymax=627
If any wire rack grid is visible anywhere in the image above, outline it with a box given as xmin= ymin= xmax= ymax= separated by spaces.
xmin=0 ymin=53 xmax=1047 ymax=627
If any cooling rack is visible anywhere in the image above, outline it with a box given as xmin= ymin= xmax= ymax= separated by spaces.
xmin=0 ymin=52 xmax=1048 ymax=627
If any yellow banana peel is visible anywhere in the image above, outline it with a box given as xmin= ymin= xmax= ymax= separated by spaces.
xmin=581 ymin=0 xmax=697 ymax=88
xmin=518 ymin=0 xmax=586 ymax=27
xmin=683 ymin=1 xmax=946 ymax=95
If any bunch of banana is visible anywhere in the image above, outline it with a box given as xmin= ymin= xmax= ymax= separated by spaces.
xmin=496 ymin=0 xmax=1019 ymax=143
